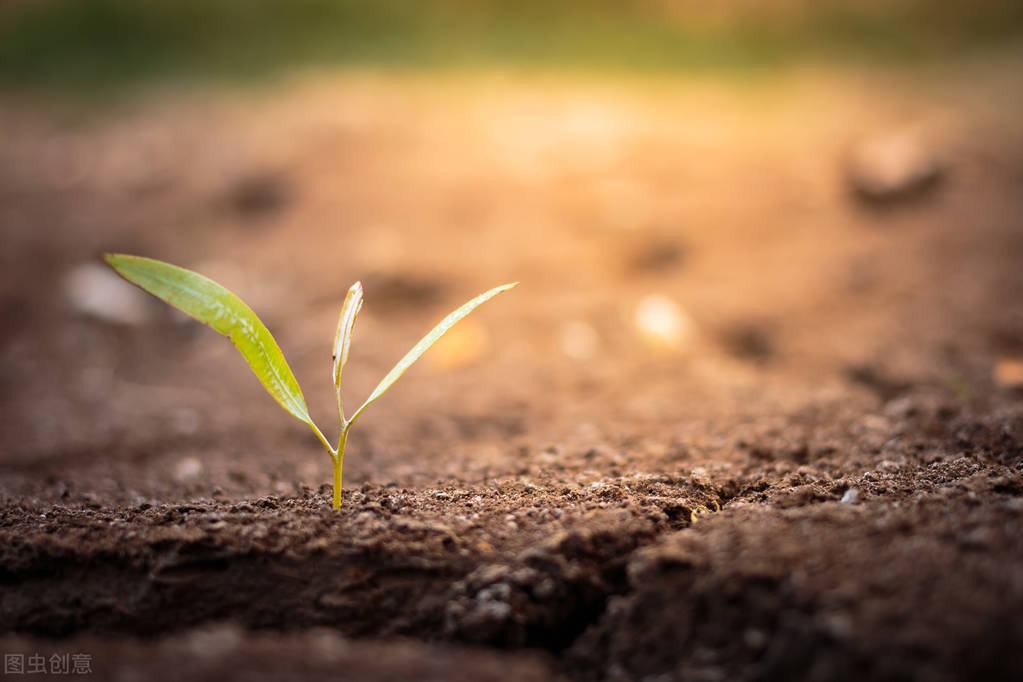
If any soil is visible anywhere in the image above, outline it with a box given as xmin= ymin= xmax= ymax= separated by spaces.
xmin=2 ymin=58 xmax=1023 ymax=681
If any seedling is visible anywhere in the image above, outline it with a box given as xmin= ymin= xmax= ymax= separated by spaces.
xmin=105 ymin=254 xmax=516 ymax=509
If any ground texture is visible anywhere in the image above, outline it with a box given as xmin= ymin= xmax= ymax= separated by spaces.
xmin=2 ymin=58 xmax=1023 ymax=680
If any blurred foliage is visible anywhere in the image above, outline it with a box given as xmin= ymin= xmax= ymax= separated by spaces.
xmin=0 ymin=0 xmax=1021 ymax=91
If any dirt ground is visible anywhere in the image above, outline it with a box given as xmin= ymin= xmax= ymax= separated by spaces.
xmin=2 ymin=56 xmax=1023 ymax=680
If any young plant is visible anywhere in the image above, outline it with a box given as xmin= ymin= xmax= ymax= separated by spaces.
xmin=105 ymin=254 xmax=517 ymax=509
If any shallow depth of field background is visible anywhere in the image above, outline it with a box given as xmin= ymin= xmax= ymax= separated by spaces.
xmin=1 ymin=0 xmax=1022 ymax=495
xmin=2 ymin=0 xmax=1023 ymax=89
xmin=3 ymin=4 xmax=1023 ymax=680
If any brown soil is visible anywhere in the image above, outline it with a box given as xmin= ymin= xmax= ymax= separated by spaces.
xmin=2 ymin=59 xmax=1023 ymax=681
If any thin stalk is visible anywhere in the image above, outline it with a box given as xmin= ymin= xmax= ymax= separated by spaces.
xmin=330 ymin=280 xmax=362 ymax=508
xmin=333 ymin=376 xmax=350 ymax=509
xmin=333 ymin=427 xmax=349 ymax=510
xmin=336 ymin=381 xmax=346 ymax=437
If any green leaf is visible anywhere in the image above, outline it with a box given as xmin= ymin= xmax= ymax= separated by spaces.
xmin=349 ymin=281 xmax=518 ymax=424
xmin=332 ymin=281 xmax=363 ymax=389
xmin=104 ymin=254 xmax=312 ymax=427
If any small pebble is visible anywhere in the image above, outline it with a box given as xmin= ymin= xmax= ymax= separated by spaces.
xmin=994 ymin=357 xmax=1023 ymax=389
xmin=64 ymin=263 xmax=152 ymax=325
xmin=174 ymin=456 xmax=203 ymax=481
xmin=635 ymin=294 xmax=694 ymax=351
xmin=840 ymin=488 xmax=861 ymax=505
xmin=846 ymin=128 xmax=942 ymax=204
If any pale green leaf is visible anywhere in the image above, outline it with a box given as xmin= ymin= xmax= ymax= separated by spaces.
xmin=104 ymin=254 xmax=312 ymax=426
xmin=332 ymin=281 xmax=363 ymax=389
xmin=349 ymin=282 xmax=518 ymax=424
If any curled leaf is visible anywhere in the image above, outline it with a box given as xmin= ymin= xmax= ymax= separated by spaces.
xmin=332 ymin=281 xmax=363 ymax=389
xmin=104 ymin=254 xmax=313 ymax=427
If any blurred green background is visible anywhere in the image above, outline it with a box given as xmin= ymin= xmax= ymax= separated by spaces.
xmin=2 ymin=0 xmax=1022 ymax=92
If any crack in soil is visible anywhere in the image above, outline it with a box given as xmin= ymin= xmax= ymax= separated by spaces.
xmin=0 ymin=481 xmax=714 ymax=650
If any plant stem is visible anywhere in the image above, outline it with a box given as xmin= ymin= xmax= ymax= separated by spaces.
xmin=337 ymin=380 xmax=346 ymax=433
xmin=333 ymin=427 xmax=348 ymax=510
xmin=331 ymin=456 xmax=342 ymax=509
xmin=332 ymin=375 xmax=349 ymax=510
